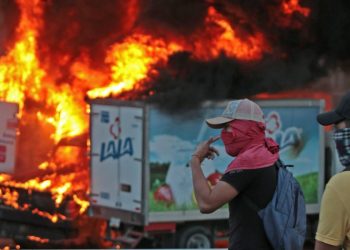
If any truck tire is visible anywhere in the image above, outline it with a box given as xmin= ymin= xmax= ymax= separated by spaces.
xmin=177 ymin=225 xmax=213 ymax=248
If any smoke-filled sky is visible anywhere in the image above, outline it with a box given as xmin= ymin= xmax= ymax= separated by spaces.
xmin=1 ymin=0 xmax=350 ymax=110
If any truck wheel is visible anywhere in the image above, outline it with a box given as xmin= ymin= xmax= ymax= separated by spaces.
xmin=177 ymin=226 xmax=213 ymax=248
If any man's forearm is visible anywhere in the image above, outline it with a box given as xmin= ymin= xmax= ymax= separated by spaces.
xmin=315 ymin=240 xmax=340 ymax=250
xmin=191 ymin=156 xmax=212 ymax=211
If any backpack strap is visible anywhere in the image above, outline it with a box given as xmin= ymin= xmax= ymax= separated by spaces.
xmin=276 ymin=158 xmax=294 ymax=169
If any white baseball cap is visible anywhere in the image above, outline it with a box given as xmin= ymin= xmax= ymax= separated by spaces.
xmin=206 ymin=99 xmax=265 ymax=129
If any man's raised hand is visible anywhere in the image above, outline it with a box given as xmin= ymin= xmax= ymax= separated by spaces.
xmin=193 ymin=135 xmax=220 ymax=162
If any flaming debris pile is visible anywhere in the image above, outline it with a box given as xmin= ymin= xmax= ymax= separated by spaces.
xmin=0 ymin=0 xmax=350 ymax=246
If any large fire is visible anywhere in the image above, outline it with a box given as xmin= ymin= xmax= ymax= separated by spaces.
xmin=0 ymin=0 xmax=311 ymax=244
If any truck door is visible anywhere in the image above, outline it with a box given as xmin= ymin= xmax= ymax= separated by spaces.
xmin=89 ymin=101 xmax=145 ymax=224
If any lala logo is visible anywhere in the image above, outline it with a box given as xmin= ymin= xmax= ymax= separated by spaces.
xmin=265 ymin=111 xmax=303 ymax=153
xmin=100 ymin=116 xmax=133 ymax=162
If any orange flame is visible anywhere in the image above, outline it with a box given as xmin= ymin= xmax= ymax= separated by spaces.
xmin=27 ymin=235 xmax=49 ymax=243
xmin=282 ymin=0 xmax=310 ymax=17
xmin=0 ymin=0 xmax=89 ymax=223
xmin=87 ymin=34 xmax=183 ymax=99
xmin=0 ymin=0 xmax=45 ymax=113
xmin=39 ymin=86 xmax=88 ymax=142
xmin=73 ymin=194 xmax=90 ymax=214
xmin=0 ymin=188 xmax=21 ymax=209
xmin=192 ymin=7 xmax=269 ymax=61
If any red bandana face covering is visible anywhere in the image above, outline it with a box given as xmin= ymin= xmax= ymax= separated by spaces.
xmin=221 ymin=129 xmax=250 ymax=156
xmin=220 ymin=120 xmax=279 ymax=172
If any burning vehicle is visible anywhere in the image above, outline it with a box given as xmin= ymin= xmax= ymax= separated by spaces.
xmin=0 ymin=0 xmax=349 ymax=248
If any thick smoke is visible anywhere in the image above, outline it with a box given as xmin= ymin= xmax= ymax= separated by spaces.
xmin=145 ymin=49 xmax=321 ymax=112
xmin=138 ymin=0 xmax=208 ymax=37
xmin=0 ymin=0 xmax=19 ymax=56
xmin=312 ymin=0 xmax=350 ymax=62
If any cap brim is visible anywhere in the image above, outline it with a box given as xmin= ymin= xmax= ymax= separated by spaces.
xmin=206 ymin=117 xmax=234 ymax=129
xmin=317 ymin=111 xmax=344 ymax=126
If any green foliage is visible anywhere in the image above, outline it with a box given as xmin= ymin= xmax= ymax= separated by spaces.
xmin=148 ymin=191 xmax=198 ymax=212
xmin=150 ymin=162 xmax=170 ymax=188
xmin=296 ymin=172 xmax=318 ymax=203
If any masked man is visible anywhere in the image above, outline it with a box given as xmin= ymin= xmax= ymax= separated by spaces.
xmin=315 ymin=92 xmax=350 ymax=250
xmin=191 ymin=98 xmax=279 ymax=250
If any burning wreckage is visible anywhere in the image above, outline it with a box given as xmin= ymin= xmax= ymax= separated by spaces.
xmin=0 ymin=0 xmax=349 ymax=248
xmin=0 ymin=101 xmax=97 ymax=248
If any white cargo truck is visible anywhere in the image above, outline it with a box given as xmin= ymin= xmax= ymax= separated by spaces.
xmin=88 ymin=98 xmax=331 ymax=248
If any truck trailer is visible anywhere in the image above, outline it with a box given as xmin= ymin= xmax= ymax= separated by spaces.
xmin=88 ymin=98 xmax=332 ymax=248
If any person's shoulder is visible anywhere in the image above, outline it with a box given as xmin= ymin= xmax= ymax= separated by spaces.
xmin=329 ymin=170 xmax=350 ymax=180
xmin=327 ymin=170 xmax=350 ymax=189
xmin=225 ymin=166 xmax=272 ymax=175
xmin=223 ymin=166 xmax=275 ymax=179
